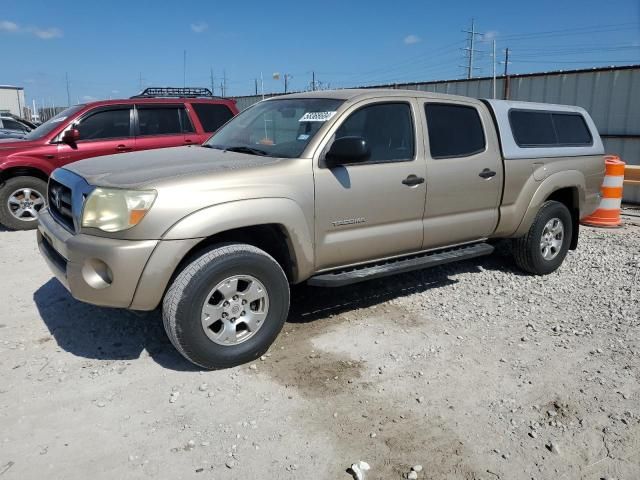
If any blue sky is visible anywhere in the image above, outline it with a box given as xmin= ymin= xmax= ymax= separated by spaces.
xmin=2 ymin=0 xmax=639 ymax=107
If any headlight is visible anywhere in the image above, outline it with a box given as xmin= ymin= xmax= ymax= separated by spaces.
xmin=82 ymin=188 xmax=156 ymax=232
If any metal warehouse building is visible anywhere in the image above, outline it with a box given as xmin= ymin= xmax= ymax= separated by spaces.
xmin=233 ymin=65 xmax=640 ymax=202
xmin=0 ymin=85 xmax=25 ymax=117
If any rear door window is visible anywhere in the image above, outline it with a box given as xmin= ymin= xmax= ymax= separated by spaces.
xmin=137 ymin=106 xmax=186 ymax=136
xmin=191 ymin=103 xmax=234 ymax=132
xmin=76 ymin=108 xmax=131 ymax=141
xmin=424 ymin=103 xmax=486 ymax=158
xmin=180 ymin=108 xmax=195 ymax=133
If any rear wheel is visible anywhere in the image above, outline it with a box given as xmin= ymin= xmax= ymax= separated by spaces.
xmin=512 ymin=200 xmax=572 ymax=275
xmin=162 ymin=243 xmax=290 ymax=369
xmin=0 ymin=176 xmax=47 ymax=230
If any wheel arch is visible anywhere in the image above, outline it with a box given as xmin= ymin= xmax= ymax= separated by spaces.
xmin=512 ymin=170 xmax=585 ymax=248
xmin=0 ymin=165 xmax=50 ymax=185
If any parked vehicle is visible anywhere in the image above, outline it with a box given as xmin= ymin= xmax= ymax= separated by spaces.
xmin=0 ymin=88 xmax=237 ymax=230
xmin=0 ymin=129 xmax=28 ymax=140
xmin=0 ymin=115 xmax=33 ymax=139
xmin=37 ymin=89 xmax=605 ymax=368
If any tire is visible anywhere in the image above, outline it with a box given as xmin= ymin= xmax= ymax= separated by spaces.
xmin=0 ymin=176 xmax=48 ymax=230
xmin=512 ymin=200 xmax=573 ymax=275
xmin=162 ymin=243 xmax=290 ymax=369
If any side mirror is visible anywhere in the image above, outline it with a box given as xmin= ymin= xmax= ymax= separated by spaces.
xmin=62 ymin=128 xmax=80 ymax=144
xmin=325 ymin=136 xmax=370 ymax=167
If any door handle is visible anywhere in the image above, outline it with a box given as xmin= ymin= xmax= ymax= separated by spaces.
xmin=402 ymin=175 xmax=425 ymax=187
xmin=479 ymin=168 xmax=497 ymax=179
xmin=116 ymin=144 xmax=132 ymax=152
xmin=184 ymin=139 xmax=194 ymax=144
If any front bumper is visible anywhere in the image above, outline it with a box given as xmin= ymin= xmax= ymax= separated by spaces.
xmin=37 ymin=208 xmax=158 ymax=308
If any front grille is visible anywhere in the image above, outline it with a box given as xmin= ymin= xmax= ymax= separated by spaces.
xmin=48 ymin=178 xmax=75 ymax=231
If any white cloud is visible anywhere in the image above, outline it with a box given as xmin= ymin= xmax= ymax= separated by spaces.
xmin=0 ymin=20 xmax=19 ymax=32
xmin=482 ymin=31 xmax=499 ymax=42
xmin=404 ymin=34 xmax=421 ymax=45
xmin=28 ymin=27 xmax=63 ymax=39
xmin=0 ymin=20 xmax=63 ymax=39
xmin=190 ymin=22 xmax=208 ymax=33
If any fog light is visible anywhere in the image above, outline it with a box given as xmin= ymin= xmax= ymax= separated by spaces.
xmin=81 ymin=258 xmax=113 ymax=289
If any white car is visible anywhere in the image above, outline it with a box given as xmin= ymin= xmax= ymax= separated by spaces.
xmin=0 ymin=116 xmax=33 ymax=138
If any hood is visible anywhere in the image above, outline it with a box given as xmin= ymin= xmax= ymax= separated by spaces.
xmin=63 ymin=145 xmax=284 ymax=189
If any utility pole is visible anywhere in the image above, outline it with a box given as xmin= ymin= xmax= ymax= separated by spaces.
xmin=65 ymin=72 xmax=71 ymax=107
xmin=312 ymin=71 xmax=316 ymax=91
xmin=255 ymin=78 xmax=258 ymax=95
xmin=210 ymin=68 xmax=215 ymax=96
xmin=503 ymin=47 xmax=511 ymax=100
xmin=139 ymin=72 xmax=143 ymax=91
xmin=183 ymin=50 xmax=187 ymax=88
xmin=503 ymin=47 xmax=510 ymax=76
xmin=223 ymin=70 xmax=227 ymax=97
xmin=284 ymin=74 xmax=288 ymax=93
xmin=260 ymin=72 xmax=264 ymax=100
xmin=492 ymin=40 xmax=497 ymax=99
xmin=462 ymin=19 xmax=483 ymax=79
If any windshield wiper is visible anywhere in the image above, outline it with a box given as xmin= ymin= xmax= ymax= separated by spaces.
xmin=223 ymin=145 xmax=269 ymax=156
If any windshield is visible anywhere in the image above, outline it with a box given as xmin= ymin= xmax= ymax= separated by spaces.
xmin=205 ymin=98 xmax=344 ymax=158
xmin=23 ymin=105 xmax=85 ymax=141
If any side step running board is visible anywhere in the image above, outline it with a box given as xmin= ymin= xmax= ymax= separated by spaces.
xmin=307 ymin=242 xmax=494 ymax=287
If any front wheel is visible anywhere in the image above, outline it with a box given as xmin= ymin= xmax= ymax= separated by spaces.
xmin=162 ymin=243 xmax=290 ymax=369
xmin=512 ymin=200 xmax=573 ymax=275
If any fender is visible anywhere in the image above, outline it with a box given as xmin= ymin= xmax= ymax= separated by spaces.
xmin=129 ymin=198 xmax=314 ymax=311
xmin=165 ymin=197 xmax=314 ymax=278
xmin=0 ymin=156 xmax=54 ymax=179
xmin=512 ymin=170 xmax=585 ymax=238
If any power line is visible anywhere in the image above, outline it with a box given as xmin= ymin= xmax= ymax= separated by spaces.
xmin=497 ymin=22 xmax=638 ymax=40
xmin=512 ymin=59 xmax=640 ymax=64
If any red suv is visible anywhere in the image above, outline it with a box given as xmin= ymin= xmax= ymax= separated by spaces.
xmin=0 ymin=87 xmax=238 ymax=230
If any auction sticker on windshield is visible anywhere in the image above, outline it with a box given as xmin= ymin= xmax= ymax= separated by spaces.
xmin=299 ymin=111 xmax=337 ymax=122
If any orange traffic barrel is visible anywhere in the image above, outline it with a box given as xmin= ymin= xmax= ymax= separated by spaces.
xmin=581 ymin=155 xmax=625 ymax=228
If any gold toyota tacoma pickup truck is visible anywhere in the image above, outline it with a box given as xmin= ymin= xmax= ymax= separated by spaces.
xmin=37 ymin=89 xmax=605 ymax=368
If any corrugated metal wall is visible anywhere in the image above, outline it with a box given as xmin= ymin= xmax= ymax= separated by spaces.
xmin=233 ymin=66 xmax=640 ymax=201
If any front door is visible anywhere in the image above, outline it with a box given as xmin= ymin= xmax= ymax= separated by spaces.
xmin=420 ymin=100 xmax=503 ymax=249
xmin=58 ymin=105 xmax=134 ymax=163
xmin=314 ymin=100 xmax=427 ymax=270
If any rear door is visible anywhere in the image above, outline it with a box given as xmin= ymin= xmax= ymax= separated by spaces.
xmin=420 ymin=100 xmax=503 ymax=249
xmin=134 ymin=104 xmax=193 ymax=151
xmin=58 ymin=105 xmax=134 ymax=163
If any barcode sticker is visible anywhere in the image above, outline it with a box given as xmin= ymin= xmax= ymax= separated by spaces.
xmin=299 ymin=111 xmax=337 ymax=122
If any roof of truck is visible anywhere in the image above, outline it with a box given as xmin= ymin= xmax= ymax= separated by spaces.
xmin=274 ymin=88 xmax=479 ymax=103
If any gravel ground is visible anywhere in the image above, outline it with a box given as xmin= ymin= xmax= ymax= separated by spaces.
xmin=1 ymin=223 xmax=639 ymax=480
